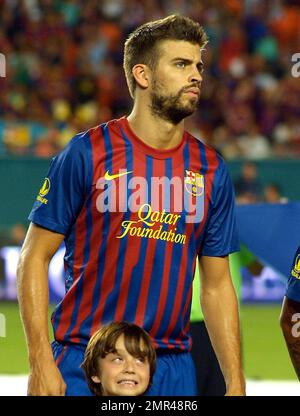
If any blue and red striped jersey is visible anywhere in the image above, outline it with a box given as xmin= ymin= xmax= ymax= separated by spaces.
xmin=29 ymin=116 xmax=239 ymax=351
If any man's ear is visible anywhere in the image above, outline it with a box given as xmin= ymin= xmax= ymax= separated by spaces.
xmin=132 ymin=64 xmax=149 ymax=89
xmin=91 ymin=375 xmax=101 ymax=384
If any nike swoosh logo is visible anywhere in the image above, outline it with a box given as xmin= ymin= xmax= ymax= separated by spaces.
xmin=104 ymin=170 xmax=133 ymax=180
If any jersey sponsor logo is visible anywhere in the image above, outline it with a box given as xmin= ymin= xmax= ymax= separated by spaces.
xmin=96 ymin=171 xmax=205 ymax=223
xmin=104 ymin=170 xmax=133 ymax=181
xmin=184 ymin=170 xmax=204 ymax=196
xmin=36 ymin=177 xmax=50 ymax=205
xmin=116 ymin=203 xmax=186 ymax=244
xmin=291 ymin=254 xmax=300 ymax=279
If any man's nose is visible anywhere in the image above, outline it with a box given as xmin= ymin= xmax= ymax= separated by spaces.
xmin=189 ymin=66 xmax=202 ymax=84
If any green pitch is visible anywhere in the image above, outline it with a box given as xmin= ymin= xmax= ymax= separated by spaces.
xmin=0 ymin=301 xmax=55 ymax=374
xmin=0 ymin=301 xmax=296 ymax=380
xmin=240 ymin=304 xmax=296 ymax=380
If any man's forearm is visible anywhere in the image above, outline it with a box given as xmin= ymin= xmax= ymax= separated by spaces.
xmin=17 ymin=254 xmax=53 ymax=363
xmin=280 ymin=297 xmax=300 ymax=380
xmin=16 ymin=224 xmax=66 ymax=395
xmin=201 ymin=280 xmax=244 ymax=390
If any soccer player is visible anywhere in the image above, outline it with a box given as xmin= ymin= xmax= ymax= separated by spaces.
xmin=280 ymin=246 xmax=300 ymax=380
xmin=81 ymin=321 xmax=156 ymax=396
xmin=17 ymin=15 xmax=245 ymax=396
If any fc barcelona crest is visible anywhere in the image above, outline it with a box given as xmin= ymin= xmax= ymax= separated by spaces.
xmin=184 ymin=170 xmax=204 ymax=196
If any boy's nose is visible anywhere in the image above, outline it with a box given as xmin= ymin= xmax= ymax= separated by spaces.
xmin=123 ymin=360 xmax=135 ymax=372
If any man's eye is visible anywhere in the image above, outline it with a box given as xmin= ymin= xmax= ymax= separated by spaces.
xmin=176 ymin=62 xmax=185 ymax=68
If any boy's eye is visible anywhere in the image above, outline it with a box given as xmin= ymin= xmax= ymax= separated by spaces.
xmin=136 ymin=357 xmax=146 ymax=364
xmin=112 ymin=356 xmax=123 ymax=363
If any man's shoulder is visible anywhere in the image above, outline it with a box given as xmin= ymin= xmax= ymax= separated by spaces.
xmin=185 ymin=130 xmax=225 ymax=167
xmin=69 ymin=118 xmax=118 ymax=148
xmin=286 ymin=246 xmax=300 ymax=302
xmin=290 ymin=246 xmax=300 ymax=276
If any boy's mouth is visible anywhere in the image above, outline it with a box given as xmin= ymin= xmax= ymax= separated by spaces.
xmin=117 ymin=379 xmax=138 ymax=386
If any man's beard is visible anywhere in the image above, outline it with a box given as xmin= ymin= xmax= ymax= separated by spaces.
xmin=149 ymin=79 xmax=199 ymax=125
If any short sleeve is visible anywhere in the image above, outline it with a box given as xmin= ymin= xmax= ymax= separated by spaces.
xmin=201 ymin=158 xmax=239 ymax=257
xmin=286 ymin=246 xmax=300 ymax=303
xmin=28 ymin=132 xmax=92 ymax=235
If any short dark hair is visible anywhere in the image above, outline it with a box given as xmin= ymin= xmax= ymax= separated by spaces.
xmin=81 ymin=321 xmax=156 ymax=396
xmin=123 ymin=14 xmax=208 ymax=98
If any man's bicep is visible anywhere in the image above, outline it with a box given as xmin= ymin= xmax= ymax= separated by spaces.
xmin=21 ymin=222 xmax=65 ymax=262
xmin=200 ymin=158 xmax=239 ymax=258
xmin=199 ymin=255 xmax=231 ymax=289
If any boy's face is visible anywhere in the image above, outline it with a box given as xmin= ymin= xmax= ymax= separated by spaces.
xmin=92 ymin=334 xmax=151 ymax=396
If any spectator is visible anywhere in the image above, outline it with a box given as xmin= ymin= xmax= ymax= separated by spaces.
xmin=237 ymin=122 xmax=272 ymax=160
xmin=234 ymin=161 xmax=262 ymax=202
xmin=263 ymin=183 xmax=288 ymax=203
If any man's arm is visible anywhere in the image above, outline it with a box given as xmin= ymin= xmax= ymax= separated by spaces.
xmin=199 ymin=255 xmax=245 ymax=396
xmin=17 ymin=222 xmax=66 ymax=396
xmin=280 ymin=296 xmax=300 ymax=380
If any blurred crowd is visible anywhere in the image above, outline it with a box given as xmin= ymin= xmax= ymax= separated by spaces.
xmin=0 ymin=0 xmax=300 ymax=158
xmin=234 ymin=161 xmax=288 ymax=203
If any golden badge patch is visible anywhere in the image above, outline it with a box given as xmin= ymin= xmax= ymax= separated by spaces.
xmin=184 ymin=170 xmax=204 ymax=196
xmin=36 ymin=177 xmax=50 ymax=204
xmin=292 ymin=254 xmax=300 ymax=280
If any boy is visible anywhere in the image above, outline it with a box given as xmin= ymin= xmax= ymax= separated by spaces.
xmin=81 ymin=321 xmax=156 ymax=396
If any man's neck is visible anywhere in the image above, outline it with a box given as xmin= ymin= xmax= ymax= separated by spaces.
xmin=127 ymin=106 xmax=185 ymax=150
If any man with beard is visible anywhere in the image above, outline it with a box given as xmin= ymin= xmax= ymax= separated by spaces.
xmin=17 ymin=15 xmax=245 ymax=396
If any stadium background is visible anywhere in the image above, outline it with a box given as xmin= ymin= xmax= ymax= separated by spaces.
xmin=0 ymin=0 xmax=300 ymax=395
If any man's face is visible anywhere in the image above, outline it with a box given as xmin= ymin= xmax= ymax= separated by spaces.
xmin=149 ymin=40 xmax=204 ymax=124
xmin=92 ymin=334 xmax=151 ymax=396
